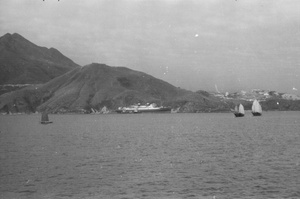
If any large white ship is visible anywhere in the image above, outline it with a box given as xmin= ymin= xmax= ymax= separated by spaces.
xmin=116 ymin=103 xmax=171 ymax=113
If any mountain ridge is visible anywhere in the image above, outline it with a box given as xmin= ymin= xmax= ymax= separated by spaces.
xmin=0 ymin=33 xmax=80 ymax=85
xmin=0 ymin=33 xmax=299 ymax=113
xmin=0 ymin=63 xmax=229 ymax=113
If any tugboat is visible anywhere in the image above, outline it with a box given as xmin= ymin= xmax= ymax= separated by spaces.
xmin=116 ymin=103 xmax=171 ymax=114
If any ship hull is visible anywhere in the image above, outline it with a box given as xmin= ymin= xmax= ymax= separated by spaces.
xmin=234 ymin=113 xmax=244 ymax=117
xmin=116 ymin=107 xmax=171 ymax=114
xmin=252 ymin=112 xmax=262 ymax=116
xmin=138 ymin=107 xmax=171 ymax=113
xmin=40 ymin=121 xmax=53 ymax=124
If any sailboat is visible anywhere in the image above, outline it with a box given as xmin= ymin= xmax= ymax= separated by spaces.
xmin=234 ymin=104 xmax=245 ymax=117
xmin=252 ymin=99 xmax=262 ymax=116
xmin=40 ymin=112 xmax=53 ymax=124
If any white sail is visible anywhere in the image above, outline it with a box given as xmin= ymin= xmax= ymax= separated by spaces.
xmin=252 ymin=100 xmax=262 ymax=113
xmin=239 ymin=104 xmax=245 ymax=114
xmin=234 ymin=105 xmax=239 ymax=112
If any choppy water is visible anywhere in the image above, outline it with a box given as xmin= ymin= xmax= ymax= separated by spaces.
xmin=0 ymin=112 xmax=300 ymax=199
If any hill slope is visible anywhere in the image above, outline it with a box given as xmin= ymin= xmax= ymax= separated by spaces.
xmin=0 ymin=33 xmax=80 ymax=85
xmin=0 ymin=63 xmax=229 ymax=113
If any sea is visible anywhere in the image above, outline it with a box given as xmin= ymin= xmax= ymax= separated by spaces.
xmin=0 ymin=111 xmax=299 ymax=199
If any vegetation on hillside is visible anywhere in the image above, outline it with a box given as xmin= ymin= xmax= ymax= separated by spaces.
xmin=0 ymin=33 xmax=80 ymax=87
xmin=0 ymin=33 xmax=299 ymax=114
xmin=0 ymin=64 xmax=231 ymax=113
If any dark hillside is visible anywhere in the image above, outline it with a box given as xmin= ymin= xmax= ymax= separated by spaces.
xmin=0 ymin=33 xmax=80 ymax=85
xmin=0 ymin=63 xmax=229 ymax=113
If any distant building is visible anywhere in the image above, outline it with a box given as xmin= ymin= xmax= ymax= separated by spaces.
xmin=282 ymin=94 xmax=300 ymax=100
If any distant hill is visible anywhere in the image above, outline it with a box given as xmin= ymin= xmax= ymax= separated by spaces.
xmin=0 ymin=63 xmax=230 ymax=113
xmin=209 ymin=89 xmax=300 ymax=111
xmin=0 ymin=33 xmax=80 ymax=86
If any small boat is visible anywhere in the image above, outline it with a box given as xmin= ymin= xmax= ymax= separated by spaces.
xmin=40 ymin=112 xmax=53 ymax=124
xmin=252 ymin=99 xmax=262 ymax=116
xmin=100 ymin=106 xmax=109 ymax=114
xmin=233 ymin=104 xmax=245 ymax=117
xmin=116 ymin=103 xmax=171 ymax=114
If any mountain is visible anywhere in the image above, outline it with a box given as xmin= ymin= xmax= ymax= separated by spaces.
xmin=1 ymin=32 xmax=298 ymax=113
xmin=0 ymin=33 xmax=80 ymax=85
xmin=0 ymin=63 xmax=229 ymax=113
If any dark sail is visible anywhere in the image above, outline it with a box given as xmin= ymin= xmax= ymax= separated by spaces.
xmin=41 ymin=112 xmax=52 ymax=124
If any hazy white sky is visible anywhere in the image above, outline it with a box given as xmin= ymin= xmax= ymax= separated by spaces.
xmin=1 ymin=0 xmax=300 ymax=94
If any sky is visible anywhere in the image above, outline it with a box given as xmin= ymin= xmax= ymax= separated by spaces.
xmin=1 ymin=0 xmax=300 ymax=94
